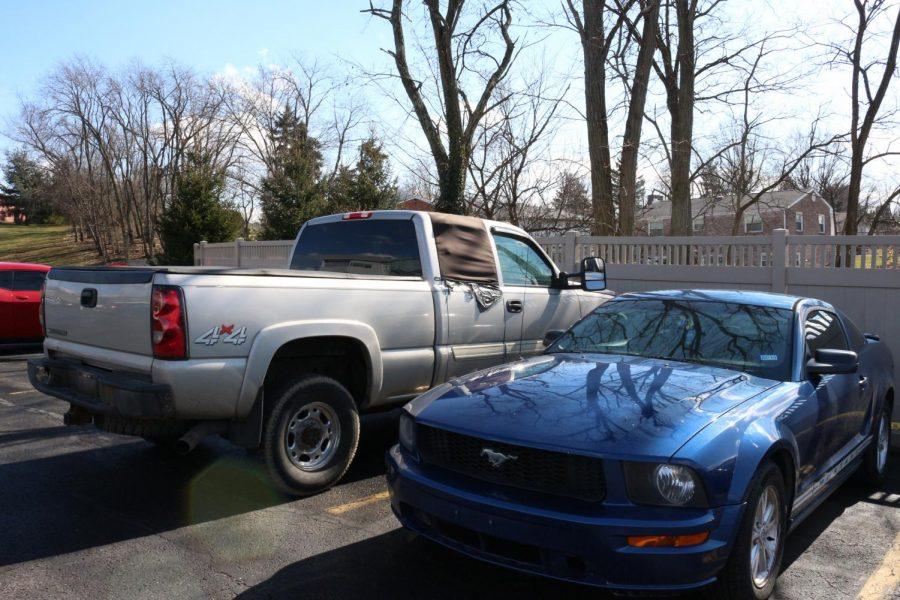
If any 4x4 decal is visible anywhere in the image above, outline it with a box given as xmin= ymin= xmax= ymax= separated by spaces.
xmin=194 ymin=324 xmax=247 ymax=346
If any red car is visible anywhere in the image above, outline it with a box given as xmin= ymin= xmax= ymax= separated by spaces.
xmin=0 ymin=262 xmax=51 ymax=343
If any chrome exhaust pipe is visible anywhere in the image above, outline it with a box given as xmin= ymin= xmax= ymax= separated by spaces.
xmin=176 ymin=421 xmax=227 ymax=455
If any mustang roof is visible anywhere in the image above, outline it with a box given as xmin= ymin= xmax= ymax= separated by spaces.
xmin=614 ymin=289 xmax=818 ymax=310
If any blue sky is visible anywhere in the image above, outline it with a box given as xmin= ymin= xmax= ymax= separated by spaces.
xmin=0 ymin=0 xmax=386 ymax=153
xmin=1 ymin=0 xmax=896 ymax=190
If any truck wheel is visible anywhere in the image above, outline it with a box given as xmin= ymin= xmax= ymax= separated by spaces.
xmin=859 ymin=401 xmax=892 ymax=486
xmin=263 ymin=375 xmax=360 ymax=496
xmin=714 ymin=462 xmax=787 ymax=600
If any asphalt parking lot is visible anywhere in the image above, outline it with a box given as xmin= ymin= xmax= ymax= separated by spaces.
xmin=0 ymin=349 xmax=897 ymax=600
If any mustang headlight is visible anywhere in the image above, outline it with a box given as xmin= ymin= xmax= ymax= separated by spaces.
xmin=398 ymin=411 xmax=417 ymax=456
xmin=624 ymin=462 xmax=708 ymax=508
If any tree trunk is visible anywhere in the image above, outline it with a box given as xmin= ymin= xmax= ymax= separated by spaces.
xmin=667 ymin=0 xmax=695 ymax=236
xmin=617 ymin=0 xmax=659 ymax=235
xmin=582 ymin=0 xmax=616 ymax=235
xmin=436 ymin=151 xmax=469 ymax=215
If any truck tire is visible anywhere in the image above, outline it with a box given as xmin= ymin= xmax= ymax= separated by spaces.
xmin=263 ymin=375 xmax=360 ymax=496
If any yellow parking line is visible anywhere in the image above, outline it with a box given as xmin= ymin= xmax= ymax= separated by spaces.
xmin=891 ymin=422 xmax=900 ymax=431
xmin=326 ymin=490 xmax=390 ymax=515
xmin=857 ymin=531 xmax=900 ymax=599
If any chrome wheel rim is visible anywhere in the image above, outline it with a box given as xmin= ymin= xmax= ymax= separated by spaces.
xmin=876 ymin=415 xmax=889 ymax=473
xmin=284 ymin=401 xmax=340 ymax=471
xmin=750 ymin=485 xmax=781 ymax=589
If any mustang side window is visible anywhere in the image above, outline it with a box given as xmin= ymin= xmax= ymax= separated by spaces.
xmin=492 ymin=233 xmax=553 ymax=287
xmin=804 ymin=310 xmax=848 ymax=357
xmin=0 ymin=271 xmax=12 ymax=290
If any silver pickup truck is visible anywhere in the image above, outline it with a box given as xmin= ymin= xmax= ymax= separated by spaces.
xmin=28 ymin=210 xmax=610 ymax=494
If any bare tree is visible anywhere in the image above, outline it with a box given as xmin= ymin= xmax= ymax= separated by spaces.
xmin=829 ymin=0 xmax=900 ymax=233
xmin=563 ymin=0 xmax=633 ymax=234
xmin=466 ymin=68 xmax=566 ymax=229
xmin=365 ymin=0 xmax=517 ymax=214
xmin=613 ymin=0 xmax=660 ymax=234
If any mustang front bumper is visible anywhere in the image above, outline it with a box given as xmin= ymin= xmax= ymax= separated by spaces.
xmin=386 ymin=444 xmax=745 ymax=592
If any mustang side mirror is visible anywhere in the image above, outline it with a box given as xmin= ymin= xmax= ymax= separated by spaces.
xmin=542 ymin=329 xmax=565 ymax=347
xmin=806 ymin=348 xmax=859 ymax=376
xmin=581 ymin=257 xmax=606 ymax=292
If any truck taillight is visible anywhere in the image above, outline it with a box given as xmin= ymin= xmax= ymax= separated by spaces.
xmin=151 ymin=285 xmax=187 ymax=359
xmin=39 ymin=281 xmax=46 ymax=336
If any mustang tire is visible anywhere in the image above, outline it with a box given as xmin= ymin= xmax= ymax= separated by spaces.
xmin=715 ymin=462 xmax=787 ymax=600
xmin=263 ymin=375 xmax=360 ymax=496
xmin=859 ymin=400 xmax=892 ymax=486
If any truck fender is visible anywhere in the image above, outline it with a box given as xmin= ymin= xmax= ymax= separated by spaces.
xmin=235 ymin=320 xmax=383 ymax=418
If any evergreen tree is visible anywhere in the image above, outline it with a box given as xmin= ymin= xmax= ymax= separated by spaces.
xmin=259 ymin=106 xmax=325 ymax=240
xmin=1 ymin=151 xmax=54 ymax=224
xmin=158 ymin=152 xmax=240 ymax=265
xmin=553 ymin=171 xmax=591 ymax=216
xmin=328 ymin=137 xmax=399 ymax=212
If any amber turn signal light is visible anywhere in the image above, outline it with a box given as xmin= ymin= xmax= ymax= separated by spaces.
xmin=627 ymin=532 xmax=709 ymax=548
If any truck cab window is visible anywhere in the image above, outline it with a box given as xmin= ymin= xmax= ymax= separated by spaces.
xmin=290 ymin=219 xmax=423 ymax=277
xmin=492 ymin=233 xmax=553 ymax=287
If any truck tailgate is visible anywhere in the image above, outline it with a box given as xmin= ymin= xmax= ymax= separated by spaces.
xmin=44 ymin=268 xmax=155 ymax=356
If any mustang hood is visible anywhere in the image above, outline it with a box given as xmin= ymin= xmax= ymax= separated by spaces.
xmin=408 ymin=354 xmax=777 ymax=459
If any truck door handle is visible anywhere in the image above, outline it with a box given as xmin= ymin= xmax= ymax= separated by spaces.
xmin=858 ymin=376 xmax=868 ymax=390
xmin=506 ymin=300 xmax=523 ymax=313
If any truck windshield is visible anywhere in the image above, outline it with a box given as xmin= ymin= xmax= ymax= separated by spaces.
xmin=290 ymin=219 xmax=423 ymax=277
xmin=548 ymin=299 xmax=794 ymax=380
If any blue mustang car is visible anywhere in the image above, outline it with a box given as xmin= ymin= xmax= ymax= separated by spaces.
xmin=386 ymin=289 xmax=894 ymax=599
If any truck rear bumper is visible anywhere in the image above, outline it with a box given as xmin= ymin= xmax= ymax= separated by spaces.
xmin=28 ymin=356 xmax=175 ymax=418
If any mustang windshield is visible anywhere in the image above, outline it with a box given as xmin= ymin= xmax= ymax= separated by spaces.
xmin=549 ymin=298 xmax=794 ymax=380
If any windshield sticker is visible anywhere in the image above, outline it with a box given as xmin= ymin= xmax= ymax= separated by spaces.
xmin=760 ymin=354 xmax=778 ymax=361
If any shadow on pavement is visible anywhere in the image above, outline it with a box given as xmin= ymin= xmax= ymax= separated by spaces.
xmin=235 ymin=529 xmax=613 ymax=600
xmin=0 ymin=409 xmax=401 ymax=568
xmin=781 ymin=460 xmax=900 ymax=573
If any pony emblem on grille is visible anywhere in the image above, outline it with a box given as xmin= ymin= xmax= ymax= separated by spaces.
xmin=480 ymin=447 xmax=517 ymax=468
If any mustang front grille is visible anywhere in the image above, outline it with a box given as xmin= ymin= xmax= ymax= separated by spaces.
xmin=417 ymin=425 xmax=606 ymax=502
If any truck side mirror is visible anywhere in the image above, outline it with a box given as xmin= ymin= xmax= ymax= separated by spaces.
xmin=581 ymin=257 xmax=606 ymax=291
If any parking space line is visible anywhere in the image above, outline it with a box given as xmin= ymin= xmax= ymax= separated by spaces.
xmin=326 ymin=490 xmax=390 ymax=515
xmin=856 ymin=531 xmax=900 ymax=599
xmin=9 ymin=390 xmax=32 ymax=395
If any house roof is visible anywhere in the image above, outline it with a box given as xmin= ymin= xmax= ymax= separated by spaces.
xmin=639 ymin=191 xmax=812 ymax=221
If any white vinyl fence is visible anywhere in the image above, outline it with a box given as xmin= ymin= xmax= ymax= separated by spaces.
xmin=195 ymin=230 xmax=900 ymax=391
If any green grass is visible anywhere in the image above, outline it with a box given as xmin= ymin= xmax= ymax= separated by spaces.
xmin=0 ymin=223 xmax=103 ymax=266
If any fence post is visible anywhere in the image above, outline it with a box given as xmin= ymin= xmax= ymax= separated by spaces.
xmin=198 ymin=241 xmax=207 ymax=266
xmin=564 ymin=230 xmax=578 ymax=272
xmin=235 ymin=238 xmax=244 ymax=268
xmin=771 ymin=229 xmax=787 ymax=293
xmin=193 ymin=243 xmax=199 ymax=266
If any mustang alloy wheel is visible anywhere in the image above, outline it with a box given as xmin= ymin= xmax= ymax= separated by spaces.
xmin=750 ymin=486 xmax=781 ymax=590
xmin=860 ymin=401 xmax=892 ymax=485
xmin=263 ymin=375 xmax=360 ymax=496
xmin=717 ymin=462 xmax=786 ymax=600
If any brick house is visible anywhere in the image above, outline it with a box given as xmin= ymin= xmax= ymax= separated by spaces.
xmin=0 ymin=198 xmax=25 ymax=224
xmin=635 ymin=191 xmax=835 ymax=236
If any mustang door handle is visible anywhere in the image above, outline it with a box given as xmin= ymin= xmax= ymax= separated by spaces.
xmin=858 ymin=376 xmax=869 ymax=389
xmin=506 ymin=300 xmax=523 ymax=313
xmin=14 ymin=295 xmax=29 ymax=300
